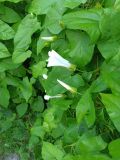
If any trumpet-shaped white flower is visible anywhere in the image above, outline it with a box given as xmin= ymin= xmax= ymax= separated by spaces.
xmin=44 ymin=94 xmax=64 ymax=101
xmin=57 ymin=79 xmax=77 ymax=93
xmin=47 ymin=50 xmax=76 ymax=70
xmin=41 ymin=36 xmax=57 ymax=42
xmin=42 ymin=74 xmax=48 ymax=80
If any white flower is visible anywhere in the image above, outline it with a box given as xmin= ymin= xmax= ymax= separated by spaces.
xmin=57 ymin=79 xmax=77 ymax=93
xmin=47 ymin=50 xmax=76 ymax=70
xmin=44 ymin=94 xmax=64 ymax=101
xmin=41 ymin=36 xmax=57 ymax=42
xmin=42 ymin=74 xmax=48 ymax=80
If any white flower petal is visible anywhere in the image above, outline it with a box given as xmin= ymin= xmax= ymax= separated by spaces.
xmin=49 ymin=50 xmax=70 ymax=66
xmin=42 ymin=74 xmax=48 ymax=79
xmin=47 ymin=57 xmax=69 ymax=67
xmin=57 ymin=79 xmax=77 ymax=93
xmin=41 ymin=36 xmax=55 ymax=41
xmin=44 ymin=95 xmax=50 ymax=100
xmin=44 ymin=94 xmax=64 ymax=101
xmin=47 ymin=50 xmax=71 ymax=68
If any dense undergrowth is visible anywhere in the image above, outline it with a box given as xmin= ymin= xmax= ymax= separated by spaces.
xmin=0 ymin=0 xmax=120 ymax=159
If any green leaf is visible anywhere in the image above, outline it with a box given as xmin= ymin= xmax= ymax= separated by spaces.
xmin=42 ymin=67 xmax=70 ymax=95
xmin=51 ymin=36 xmax=68 ymax=54
xmin=20 ymin=77 xmax=32 ymax=102
xmin=29 ymin=135 xmax=39 ymax=149
xmin=51 ymin=124 xmax=65 ymax=139
xmin=0 ymin=4 xmax=21 ymax=23
xmin=7 ymin=65 xmax=26 ymax=78
xmin=28 ymin=0 xmax=58 ymax=15
xmin=64 ymin=0 xmax=87 ymax=9
xmin=66 ymin=30 xmax=94 ymax=67
xmin=0 ymin=42 xmax=11 ymax=58
xmin=109 ymin=49 xmax=120 ymax=66
xmin=37 ymin=29 xmax=51 ymax=54
xmin=31 ymin=126 xmax=45 ymax=139
xmin=43 ymin=68 xmax=84 ymax=95
xmin=114 ymin=0 xmax=120 ymax=10
xmin=63 ymin=9 xmax=102 ymax=42
xmin=0 ymin=120 xmax=12 ymax=133
xmin=90 ymin=76 xmax=107 ymax=93
xmin=75 ymin=135 xmax=107 ymax=154
xmin=42 ymin=141 xmax=64 ymax=160
xmin=43 ymin=103 xmax=65 ymax=132
xmin=12 ymin=14 xmax=40 ymax=63
xmin=101 ymin=63 xmax=120 ymax=95
xmin=0 ymin=0 xmax=22 ymax=2
xmin=104 ymin=0 xmax=116 ymax=7
xmin=44 ymin=1 xmax=65 ymax=34
xmin=43 ymin=107 xmax=57 ymax=131
xmin=0 ymin=86 xmax=10 ymax=108
xmin=63 ymin=121 xmax=79 ymax=144
xmin=6 ymin=75 xmax=21 ymax=88
xmin=76 ymin=90 xmax=95 ymax=127
xmin=0 ymin=20 xmax=15 ymax=40
xmin=101 ymin=93 xmax=120 ymax=131
xmin=50 ymin=99 xmax=72 ymax=111
xmin=63 ymin=155 xmax=74 ymax=160
xmin=0 ymin=58 xmax=19 ymax=72
xmin=98 ymin=9 xmax=120 ymax=59
xmin=31 ymin=61 xmax=47 ymax=78
xmin=30 ymin=96 xmax=44 ymax=112
xmin=16 ymin=103 xmax=28 ymax=117
xmin=65 ymin=154 xmax=111 ymax=160
xmin=108 ymin=138 xmax=120 ymax=158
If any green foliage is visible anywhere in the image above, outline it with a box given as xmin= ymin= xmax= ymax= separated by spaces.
xmin=64 ymin=0 xmax=87 ymax=9
xmin=12 ymin=14 xmax=40 ymax=63
xmin=19 ymin=77 xmax=33 ymax=102
xmin=63 ymin=8 xmax=102 ymax=42
xmin=98 ymin=8 xmax=120 ymax=59
xmin=0 ymin=20 xmax=15 ymax=40
xmin=42 ymin=141 xmax=64 ymax=160
xmin=31 ymin=61 xmax=47 ymax=78
xmin=0 ymin=85 xmax=10 ymax=108
xmin=101 ymin=93 xmax=120 ymax=131
xmin=76 ymin=89 xmax=95 ymax=127
xmin=0 ymin=0 xmax=120 ymax=159
xmin=108 ymin=138 xmax=120 ymax=158
xmin=16 ymin=103 xmax=28 ymax=117
xmin=66 ymin=30 xmax=95 ymax=67
xmin=0 ymin=4 xmax=21 ymax=23
xmin=0 ymin=42 xmax=10 ymax=59
xmin=28 ymin=0 xmax=58 ymax=15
